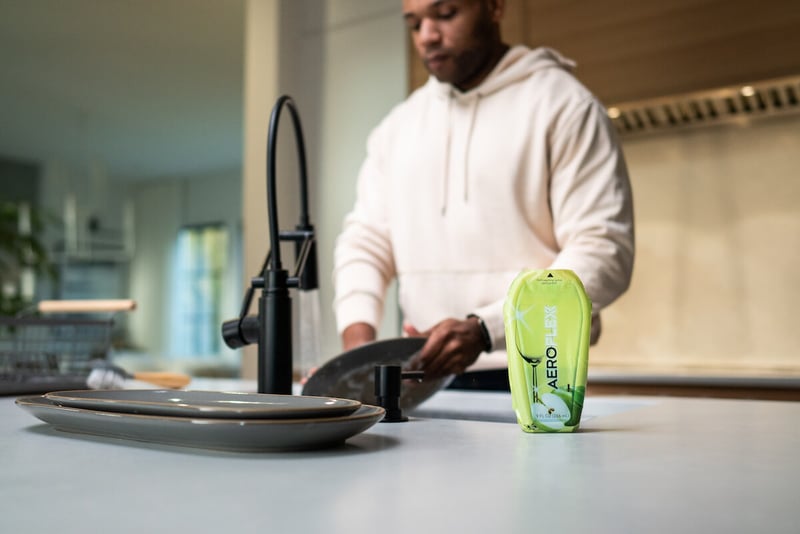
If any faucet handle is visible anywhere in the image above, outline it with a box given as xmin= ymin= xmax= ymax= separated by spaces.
xmin=221 ymin=315 xmax=260 ymax=349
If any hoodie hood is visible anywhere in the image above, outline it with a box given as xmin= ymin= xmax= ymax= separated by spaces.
xmin=428 ymin=46 xmax=577 ymax=214
xmin=429 ymin=46 xmax=577 ymax=99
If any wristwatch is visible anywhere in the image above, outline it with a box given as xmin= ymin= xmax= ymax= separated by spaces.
xmin=467 ymin=314 xmax=493 ymax=352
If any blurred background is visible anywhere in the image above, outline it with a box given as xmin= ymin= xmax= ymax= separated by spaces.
xmin=1 ymin=0 xmax=798 ymax=381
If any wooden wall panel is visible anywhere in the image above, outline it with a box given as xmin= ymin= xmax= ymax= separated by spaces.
xmin=408 ymin=0 xmax=800 ymax=103
xmin=524 ymin=0 xmax=800 ymax=104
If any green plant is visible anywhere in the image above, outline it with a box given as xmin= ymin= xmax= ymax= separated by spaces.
xmin=0 ymin=202 xmax=57 ymax=315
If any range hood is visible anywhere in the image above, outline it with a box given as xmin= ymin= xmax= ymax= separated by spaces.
xmin=607 ymin=75 xmax=800 ymax=138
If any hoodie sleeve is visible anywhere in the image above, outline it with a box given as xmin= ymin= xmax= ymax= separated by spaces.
xmin=332 ymin=123 xmax=397 ymax=334
xmin=547 ymin=97 xmax=635 ymax=312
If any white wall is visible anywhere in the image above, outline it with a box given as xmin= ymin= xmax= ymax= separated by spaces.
xmin=592 ymin=114 xmax=800 ymax=373
xmin=274 ymin=0 xmax=407 ymax=366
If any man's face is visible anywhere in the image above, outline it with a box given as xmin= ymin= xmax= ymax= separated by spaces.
xmin=403 ymin=0 xmax=502 ymax=90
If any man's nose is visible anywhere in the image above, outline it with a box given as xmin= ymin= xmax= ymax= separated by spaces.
xmin=418 ymin=18 xmax=441 ymax=47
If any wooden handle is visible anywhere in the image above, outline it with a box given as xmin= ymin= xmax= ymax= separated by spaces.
xmin=132 ymin=372 xmax=192 ymax=389
xmin=38 ymin=299 xmax=137 ymax=313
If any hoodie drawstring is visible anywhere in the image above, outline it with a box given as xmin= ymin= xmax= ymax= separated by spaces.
xmin=463 ymin=95 xmax=480 ymax=203
xmin=442 ymin=93 xmax=481 ymax=215
xmin=441 ymin=96 xmax=452 ymax=216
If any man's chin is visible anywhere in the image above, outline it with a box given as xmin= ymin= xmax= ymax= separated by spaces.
xmin=425 ymin=64 xmax=470 ymax=88
xmin=426 ymin=68 xmax=455 ymax=85
xmin=424 ymin=60 xmax=452 ymax=82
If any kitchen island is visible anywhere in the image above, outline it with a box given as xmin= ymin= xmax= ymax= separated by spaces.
xmin=1 ymin=387 xmax=798 ymax=533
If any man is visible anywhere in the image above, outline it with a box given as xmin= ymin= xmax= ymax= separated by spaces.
xmin=332 ymin=0 xmax=634 ymax=382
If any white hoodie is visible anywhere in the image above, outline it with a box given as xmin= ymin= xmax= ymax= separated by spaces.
xmin=333 ymin=46 xmax=634 ymax=369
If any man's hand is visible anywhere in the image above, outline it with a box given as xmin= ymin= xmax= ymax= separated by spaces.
xmin=404 ymin=317 xmax=486 ymax=378
xmin=342 ymin=322 xmax=376 ymax=351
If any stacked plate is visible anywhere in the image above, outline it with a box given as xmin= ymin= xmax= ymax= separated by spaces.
xmin=15 ymin=390 xmax=385 ymax=452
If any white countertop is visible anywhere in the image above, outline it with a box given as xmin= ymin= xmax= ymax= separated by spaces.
xmin=1 ymin=385 xmax=798 ymax=533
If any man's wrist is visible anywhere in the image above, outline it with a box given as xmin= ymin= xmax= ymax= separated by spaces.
xmin=467 ymin=314 xmax=492 ymax=352
xmin=342 ymin=322 xmax=376 ymax=351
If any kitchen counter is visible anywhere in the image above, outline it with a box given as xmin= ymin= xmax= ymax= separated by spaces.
xmin=586 ymin=368 xmax=800 ymax=400
xmin=1 ymin=387 xmax=798 ymax=533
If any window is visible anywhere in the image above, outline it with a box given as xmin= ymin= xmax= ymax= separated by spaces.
xmin=169 ymin=223 xmax=228 ymax=358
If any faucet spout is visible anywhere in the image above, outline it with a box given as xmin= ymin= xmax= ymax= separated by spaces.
xmin=221 ymin=95 xmax=317 ymax=395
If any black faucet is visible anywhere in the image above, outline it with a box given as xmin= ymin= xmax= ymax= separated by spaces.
xmin=221 ymin=95 xmax=318 ymax=395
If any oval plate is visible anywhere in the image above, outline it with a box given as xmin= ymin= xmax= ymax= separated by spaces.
xmin=17 ymin=395 xmax=384 ymax=452
xmin=44 ymin=390 xmax=361 ymax=419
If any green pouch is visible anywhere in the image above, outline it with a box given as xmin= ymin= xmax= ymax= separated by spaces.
xmin=503 ymin=269 xmax=591 ymax=432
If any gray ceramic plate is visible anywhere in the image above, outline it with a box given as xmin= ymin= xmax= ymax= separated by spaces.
xmin=44 ymin=390 xmax=361 ymax=419
xmin=17 ymin=395 xmax=384 ymax=452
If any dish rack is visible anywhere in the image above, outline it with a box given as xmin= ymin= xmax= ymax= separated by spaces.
xmin=0 ymin=299 xmax=134 ymax=394
xmin=0 ymin=316 xmax=113 ymax=383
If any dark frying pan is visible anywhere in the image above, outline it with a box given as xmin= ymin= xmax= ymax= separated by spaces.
xmin=301 ymin=337 xmax=453 ymax=411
